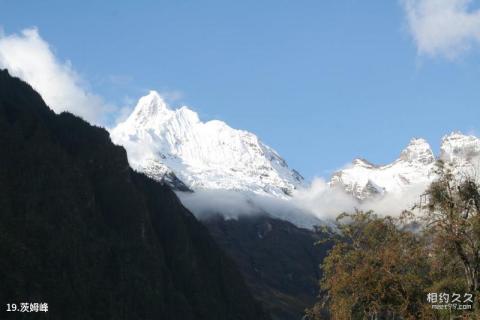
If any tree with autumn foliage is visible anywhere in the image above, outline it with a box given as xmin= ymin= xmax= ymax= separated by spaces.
xmin=307 ymin=160 xmax=480 ymax=319
xmin=420 ymin=160 xmax=480 ymax=311
xmin=306 ymin=211 xmax=432 ymax=320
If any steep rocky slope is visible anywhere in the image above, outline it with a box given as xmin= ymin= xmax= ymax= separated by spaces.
xmin=0 ymin=69 xmax=269 ymax=320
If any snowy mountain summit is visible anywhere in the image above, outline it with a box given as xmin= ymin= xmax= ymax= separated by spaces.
xmin=110 ymin=91 xmax=304 ymax=197
xmin=440 ymin=132 xmax=480 ymax=165
xmin=330 ymin=133 xmax=480 ymax=200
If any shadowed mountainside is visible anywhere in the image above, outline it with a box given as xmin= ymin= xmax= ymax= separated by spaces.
xmin=0 ymin=69 xmax=269 ymax=320
xmin=203 ymin=215 xmax=333 ymax=320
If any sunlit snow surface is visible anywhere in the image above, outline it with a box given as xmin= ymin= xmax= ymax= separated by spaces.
xmin=330 ymin=134 xmax=480 ymax=200
xmin=110 ymin=92 xmax=480 ymax=227
xmin=110 ymin=91 xmax=304 ymax=197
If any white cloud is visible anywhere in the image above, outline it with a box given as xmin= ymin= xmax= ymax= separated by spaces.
xmin=360 ymin=181 xmax=428 ymax=215
xmin=176 ymin=189 xmax=324 ymax=229
xmin=292 ymin=178 xmax=358 ymax=221
xmin=0 ymin=28 xmax=112 ymax=125
xmin=293 ymin=177 xmax=427 ymax=220
xmin=402 ymin=0 xmax=480 ymax=58
xmin=176 ymin=177 xmax=427 ymax=229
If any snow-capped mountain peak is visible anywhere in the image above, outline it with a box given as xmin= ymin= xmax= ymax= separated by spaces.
xmin=330 ymin=133 xmax=480 ymax=200
xmin=110 ymin=92 xmax=304 ymax=198
xmin=330 ymin=138 xmax=435 ymax=199
xmin=128 ymin=90 xmax=171 ymax=125
xmin=399 ymin=138 xmax=435 ymax=164
xmin=440 ymin=132 xmax=480 ymax=164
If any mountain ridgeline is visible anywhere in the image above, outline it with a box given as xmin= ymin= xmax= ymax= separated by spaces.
xmin=330 ymin=135 xmax=480 ymax=200
xmin=0 ymin=69 xmax=269 ymax=320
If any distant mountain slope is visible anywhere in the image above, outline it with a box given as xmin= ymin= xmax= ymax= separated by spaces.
xmin=330 ymin=134 xmax=480 ymax=200
xmin=0 ymin=69 xmax=269 ymax=320
xmin=203 ymin=215 xmax=333 ymax=320
xmin=110 ymin=91 xmax=304 ymax=197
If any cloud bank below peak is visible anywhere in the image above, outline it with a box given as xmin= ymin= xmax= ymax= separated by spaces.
xmin=176 ymin=177 xmax=427 ymax=229
xmin=402 ymin=0 xmax=480 ymax=58
xmin=0 ymin=28 xmax=113 ymax=125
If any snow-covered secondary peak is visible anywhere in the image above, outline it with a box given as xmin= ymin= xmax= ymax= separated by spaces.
xmin=330 ymin=133 xmax=480 ymax=200
xmin=330 ymin=138 xmax=436 ymax=200
xmin=440 ymin=132 xmax=480 ymax=164
xmin=110 ymin=91 xmax=304 ymax=198
xmin=399 ymin=138 xmax=435 ymax=164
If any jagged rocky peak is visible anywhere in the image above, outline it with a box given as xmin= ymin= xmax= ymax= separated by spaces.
xmin=440 ymin=132 xmax=480 ymax=163
xmin=399 ymin=138 xmax=435 ymax=164
xmin=111 ymin=91 xmax=304 ymax=198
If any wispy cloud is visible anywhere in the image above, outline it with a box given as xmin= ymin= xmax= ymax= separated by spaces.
xmin=177 ymin=189 xmax=323 ymax=229
xmin=291 ymin=177 xmax=428 ymax=223
xmin=0 ymin=28 xmax=113 ymax=125
xmin=402 ymin=0 xmax=480 ymax=58
xmin=176 ymin=177 xmax=427 ymax=229
xmin=292 ymin=178 xmax=358 ymax=221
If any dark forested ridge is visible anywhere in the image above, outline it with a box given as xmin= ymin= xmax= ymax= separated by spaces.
xmin=203 ymin=215 xmax=333 ymax=320
xmin=0 ymin=69 xmax=269 ymax=320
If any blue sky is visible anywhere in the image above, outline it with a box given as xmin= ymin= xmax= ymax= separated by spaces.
xmin=1 ymin=0 xmax=480 ymax=179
